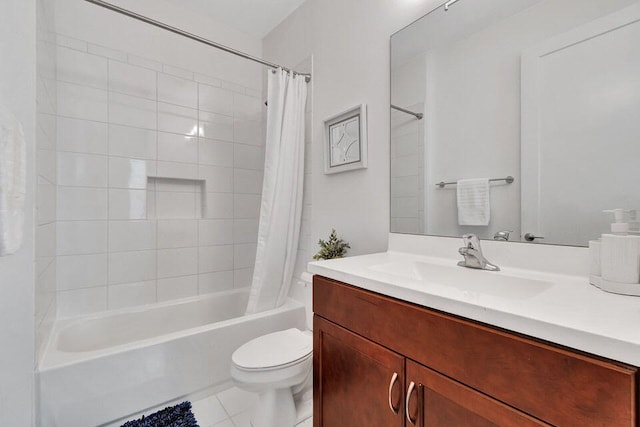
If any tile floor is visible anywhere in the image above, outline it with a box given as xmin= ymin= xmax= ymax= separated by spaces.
xmin=190 ymin=386 xmax=313 ymax=427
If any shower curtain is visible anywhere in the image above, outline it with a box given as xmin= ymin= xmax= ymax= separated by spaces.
xmin=245 ymin=69 xmax=308 ymax=314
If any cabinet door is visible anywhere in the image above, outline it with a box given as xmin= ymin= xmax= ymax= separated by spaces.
xmin=405 ymin=360 xmax=550 ymax=427
xmin=314 ymin=315 xmax=405 ymax=427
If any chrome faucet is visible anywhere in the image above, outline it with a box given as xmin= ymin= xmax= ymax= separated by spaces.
xmin=457 ymin=234 xmax=500 ymax=271
xmin=493 ymin=230 xmax=513 ymax=241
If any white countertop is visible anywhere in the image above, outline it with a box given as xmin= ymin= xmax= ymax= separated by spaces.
xmin=308 ymin=236 xmax=640 ymax=366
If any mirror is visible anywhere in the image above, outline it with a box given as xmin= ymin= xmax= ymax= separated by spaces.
xmin=390 ymin=0 xmax=640 ymax=246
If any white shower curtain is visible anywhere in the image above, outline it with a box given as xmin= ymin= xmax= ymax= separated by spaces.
xmin=245 ymin=69 xmax=308 ymax=314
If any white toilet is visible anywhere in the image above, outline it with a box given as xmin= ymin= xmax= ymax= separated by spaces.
xmin=231 ymin=273 xmax=314 ymax=427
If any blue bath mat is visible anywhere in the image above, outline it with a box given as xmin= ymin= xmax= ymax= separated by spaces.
xmin=121 ymin=401 xmax=200 ymax=427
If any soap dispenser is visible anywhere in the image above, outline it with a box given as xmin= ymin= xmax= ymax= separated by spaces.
xmin=599 ymin=209 xmax=640 ymax=289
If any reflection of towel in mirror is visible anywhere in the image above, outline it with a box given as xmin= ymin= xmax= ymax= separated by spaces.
xmin=0 ymin=106 xmax=26 ymax=256
xmin=457 ymin=178 xmax=490 ymax=226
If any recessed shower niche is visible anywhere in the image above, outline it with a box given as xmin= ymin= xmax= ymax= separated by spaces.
xmin=147 ymin=177 xmax=205 ymax=220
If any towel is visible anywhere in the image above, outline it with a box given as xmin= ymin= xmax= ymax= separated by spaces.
xmin=0 ymin=106 xmax=26 ymax=256
xmin=457 ymin=178 xmax=490 ymax=226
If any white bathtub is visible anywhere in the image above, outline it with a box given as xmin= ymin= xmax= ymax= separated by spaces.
xmin=38 ymin=288 xmax=306 ymax=427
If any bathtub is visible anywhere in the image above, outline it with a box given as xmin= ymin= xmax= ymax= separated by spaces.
xmin=38 ymin=288 xmax=306 ymax=427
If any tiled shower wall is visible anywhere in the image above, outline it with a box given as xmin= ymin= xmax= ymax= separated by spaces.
xmin=36 ymin=0 xmax=58 ymax=358
xmin=52 ymin=34 xmax=265 ymax=317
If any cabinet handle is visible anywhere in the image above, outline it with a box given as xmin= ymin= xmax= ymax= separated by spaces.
xmin=388 ymin=372 xmax=400 ymax=414
xmin=405 ymin=381 xmax=418 ymax=425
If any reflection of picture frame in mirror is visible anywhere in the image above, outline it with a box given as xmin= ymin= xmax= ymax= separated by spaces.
xmin=324 ymin=104 xmax=368 ymax=174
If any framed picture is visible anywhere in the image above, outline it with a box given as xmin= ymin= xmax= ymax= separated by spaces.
xmin=324 ymin=104 xmax=368 ymax=174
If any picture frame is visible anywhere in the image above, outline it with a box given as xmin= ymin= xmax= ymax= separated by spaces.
xmin=323 ymin=104 xmax=368 ymax=174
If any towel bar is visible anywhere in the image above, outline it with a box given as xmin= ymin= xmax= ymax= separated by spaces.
xmin=436 ymin=176 xmax=514 ymax=189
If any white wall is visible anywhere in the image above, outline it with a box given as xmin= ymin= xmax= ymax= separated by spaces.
xmin=264 ymin=0 xmax=443 ymax=256
xmin=0 ymin=0 xmax=37 ymax=425
xmin=50 ymin=2 xmax=266 ymax=317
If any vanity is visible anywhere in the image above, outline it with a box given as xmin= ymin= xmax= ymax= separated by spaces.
xmin=308 ymin=235 xmax=640 ymax=426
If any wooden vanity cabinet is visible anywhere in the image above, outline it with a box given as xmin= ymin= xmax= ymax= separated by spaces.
xmin=313 ymin=275 xmax=638 ymax=427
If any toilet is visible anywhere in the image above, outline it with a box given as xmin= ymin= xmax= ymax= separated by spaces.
xmin=231 ymin=273 xmax=314 ymax=427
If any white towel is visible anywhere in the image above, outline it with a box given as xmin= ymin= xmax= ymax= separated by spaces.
xmin=0 ymin=106 xmax=26 ymax=256
xmin=457 ymin=178 xmax=490 ymax=226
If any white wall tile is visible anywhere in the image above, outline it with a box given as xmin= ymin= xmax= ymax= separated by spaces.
xmin=108 ymin=60 xmax=157 ymax=99
xmin=108 ymin=189 xmax=147 ymax=220
xmin=205 ymin=193 xmax=234 ymax=219
xmin=37 ymin=180 xmax=56 ymax=225
xmin=162 ymin=64 xmax=193 ymax=81
xmin=199 ymin=165 xmax=233 ymax=193
xmin=234 ymin=169 xmax=263 ymax=194
xmin=199 ymin=85 xmax=234 ymax=116
xmin=198 ymin=245 xmax=234 ymax=273
xmin=57 ymin=287 xmax=107 ymax=318
xmin=36 ymin=222 xmax=56 ymax=258
xmin=57 ymin=152 xmax=107 ymax=187
xmin=157 ymin=220 xmax=198 ymax=248
xmin=108 ymin=221 xmax=156 ymax=252
xmin=87 ymin=43 xmax=127 ymax=62
xmin=198 ymin=271 xmax=234 ymax=294
xmin=234 ymin=268 xmax=254 ymax=289
xmin=109 ymin=92 xmax=157 ymax=129
xmin=108 ymin=250 xmax=156 ymax=285
xmin=108 ymin=281 xmax=156 ymax=309
xmin=56 ymin=34 xmax=87 ymax=52
xmin=234 ymin=194 xmax=261 ymax=219
xmin=158 ymin=132 xmax=197 ymax=164
xmin=199 ymin=219 xmax=234 ymax=246
xmin=234 ymin=243 xmax=257 ymax=269
xmin=157 ymin=275 xmax=198 ymax=302
xmin=109 ymin=157 xmax=153 ymax=189
xmin=57 ymin=187 xmax=107 ymax=220
xmin=233 ymin=219 xmax=259 ymax=244
xmin=57 ymin=46 xmax=107 ymax=89
xmin=158 ymin=102 xmax=198 ymax=136
xmin=233 ymin=119 xmax=262 ymax=146
xmin=127 ymin=54 xmax=162 ymax=72
xmin=158 ymin=73 xmax=197 ymax=108
xmin=198 ymin=111 xmax=234 ymax=142
xmin=57 ymin=116 xmax=107 ymax=154
xmin=194 ymin=73 xmax=221 ymax=87
xmin=221 ymin=81 xmax=246 ymax=94
xmin=156 ymin=161 xmax=198 ymax=180
xmin=57 ymin=221 xmax=107 ymax=255
xmin=37 ymin=149 xmax=56 ymax=184
xmin=154 ymin=177 xmax=196 ymax=193
xmin=233 ymin=93 xmax=262 ymax=121
xmin=156 ymin=192 xmax=196 ymax=219
xmin=57 ymin=81 xmax=108 ymax=122
xmin=108 ymin=124 xmax=157 ymax=160
xmin=157 ymin=248 xmax=198 ymax=279
xmin=57 ymin=254 xmax=107 ymax=290
xmin=198 ymin=139 xmax=233 ymax=167
xmin=234 ymin=144 xmax=264 ymax=170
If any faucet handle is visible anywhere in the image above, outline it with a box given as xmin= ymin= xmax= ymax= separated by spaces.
xmin=461 ymin=234 xmax=480 ymax=249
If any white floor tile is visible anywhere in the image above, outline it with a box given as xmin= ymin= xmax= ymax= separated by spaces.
xmin=231 ymin=411 xmax=252 ymax=427
xmin=191 ymin=394 xmax=229 ymax=426
xmin=216 ymin=387 xmax=259 ymax=417
xmin=212 ymin=419 xmax=235 ymax=427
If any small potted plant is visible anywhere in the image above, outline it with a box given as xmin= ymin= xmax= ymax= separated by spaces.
xmin=313 ymin=229 xmax=350 ymax=260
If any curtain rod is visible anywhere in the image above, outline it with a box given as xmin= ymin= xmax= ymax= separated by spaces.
xmin=84 ymin=0 xmax=312 ymax=83
xmin=391 ymin=104 xmax=423 ymax=120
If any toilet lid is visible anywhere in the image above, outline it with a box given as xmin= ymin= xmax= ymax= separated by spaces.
xmin=232 ymin=328 xmax=312 ymax=370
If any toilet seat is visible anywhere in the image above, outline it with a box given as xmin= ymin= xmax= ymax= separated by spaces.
xmin=232 ymin=328 xmax=312 ymax=371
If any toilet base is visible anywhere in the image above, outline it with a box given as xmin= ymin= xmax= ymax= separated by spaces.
xmin=251 ymin=388 xmax=297 ymax=427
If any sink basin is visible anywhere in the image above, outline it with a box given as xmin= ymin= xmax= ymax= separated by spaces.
xmin=368 ymin=261 xmax=552 ymax=299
